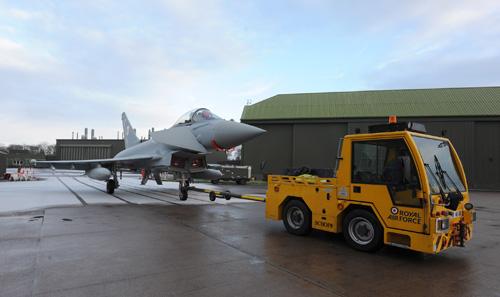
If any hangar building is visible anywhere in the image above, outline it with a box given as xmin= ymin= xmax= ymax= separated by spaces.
xmin=241 ymin=87 xmax=500 ymax=190
xmin=6 ymin=147 xmax=45 ymax=167
xmin=55 ymin=139 xmax=227 ymax=163
xmin=0 ymin=150 xmax=7 ymax=175
xmin=56 ymin=139 xmax=125 ymax=160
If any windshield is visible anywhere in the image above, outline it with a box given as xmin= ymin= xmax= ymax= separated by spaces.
xmin=412 ymin=136 xmax=466 ymax=194
xmin=173 ymin=108 xmax=221 ymax=126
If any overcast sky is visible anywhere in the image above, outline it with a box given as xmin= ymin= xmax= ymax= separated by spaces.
xmin=1 ymin=0 xmax=500 ymax=145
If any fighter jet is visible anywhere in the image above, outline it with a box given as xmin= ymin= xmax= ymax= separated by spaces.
xmin=34 ymin=108 xmax=265 ymax=200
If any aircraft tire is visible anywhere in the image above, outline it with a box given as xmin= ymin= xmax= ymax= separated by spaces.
xmin=179 ymin=189 xmax=188 ymax=201
xmin=236 ymin=179 xmax=247 ymax=185
xmin=106 ymin=180 xmax=115 ymax=194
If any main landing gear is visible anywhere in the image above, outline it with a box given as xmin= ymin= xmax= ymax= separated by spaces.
xmin=179 ymin=180 xmax=189 ymax=201
xmin=106 ymin=170 xmax=119 ymax=194
xmin=106 ymin=180 xmax=116 ymax=194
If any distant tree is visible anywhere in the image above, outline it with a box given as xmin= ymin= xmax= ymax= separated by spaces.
xmin=8 ymin=144 xmax=23 ymax=150
xmin=5 ymin=143 xmax=55 ymax=155
xmin=37 ymin=142 xmax=56 ymax=155
xmin=45 ymin=144 xmax=55 ymax=155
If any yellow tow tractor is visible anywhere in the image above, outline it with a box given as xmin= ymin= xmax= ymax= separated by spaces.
xmin=265 ymin=117 xmax=476 ymax=254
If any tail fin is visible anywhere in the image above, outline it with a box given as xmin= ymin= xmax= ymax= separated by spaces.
xmin=122 ymin=112 xmax=140 ymax=148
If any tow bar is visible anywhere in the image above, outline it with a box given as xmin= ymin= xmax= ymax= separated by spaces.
xmin=188 ymin=186 xmax=266 ymax=202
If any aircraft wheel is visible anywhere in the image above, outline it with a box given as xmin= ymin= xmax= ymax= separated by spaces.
xmin=178 ymin=182 xmax=188 ymax=201
xmin=106 ymin=180 xmax=115 ymax=194
xmin=343 ymin=209 xmax=383 ymax=252
xmin=178 ymin=179 xmax=190 ymax=201
xmin=179 ymin=189 xmax=188 ymax=201
xmin=211 ymin=179 xmax=219 ymax=184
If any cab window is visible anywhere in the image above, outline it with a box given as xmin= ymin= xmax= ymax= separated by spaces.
xmin=352 ymin=139 xmax=421 ymax=207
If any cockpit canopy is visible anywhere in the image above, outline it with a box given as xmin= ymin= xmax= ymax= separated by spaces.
xmin=173 ymin=108 xmax=222 ymax=126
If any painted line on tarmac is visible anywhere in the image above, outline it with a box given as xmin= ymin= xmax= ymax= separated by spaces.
xmin=78 ymin=177 xmax=184 ymax=206
xmin=56 ymin=176 xmax=88 ymax=206
xmin=116 ymin=185 xmax=181 ymax=206
xmin=72 ymin=177 xmax=134 ymax=205
xmin=86 ymin=177 xmax=255 ymax=206
xmin=84 ymin=178 xmax=184 ymax=205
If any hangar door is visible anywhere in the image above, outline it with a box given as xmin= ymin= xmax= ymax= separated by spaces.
xmin=292 ymin=123 xmax=347 ymax=169
xmin=241 ymin=124 xmax=293 ymax=177
xmin=474 ymin=122 xmax=500 ymax=190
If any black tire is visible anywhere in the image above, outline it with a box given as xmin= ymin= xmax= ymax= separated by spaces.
xmin=211 ymin=179 xmax=220 ymax=184
xmin=342 ymin=209 xmax=383 ymax=252
xmin=236 ymin=179 xmax=247 ymax=185
xmin=282 ymin=200 xmax=312 ymax=235
xmin=179 ymin=189 xmax=188 ymax=201
xmin=106 ymin=180 xmax=115 ymax=194
xmin=179 ymin=182 xmax=188 ymax=201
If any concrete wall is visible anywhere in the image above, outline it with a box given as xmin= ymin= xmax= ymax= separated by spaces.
xmin=242 ymin=117 xmax=500 ymax=190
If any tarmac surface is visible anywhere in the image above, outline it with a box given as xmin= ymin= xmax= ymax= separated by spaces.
xmin=0 ymin=169 xmax=265 ymax=214
xmin=1 ymin=170 xmax=500 ymax=297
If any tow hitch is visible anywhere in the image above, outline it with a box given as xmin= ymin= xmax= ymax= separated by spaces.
xmin=188 ymin=186 xmax=266 ymax=202
xmin=458 ymin=221 xmax=465 ymax=247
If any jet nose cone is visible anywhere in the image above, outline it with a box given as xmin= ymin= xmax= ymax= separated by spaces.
xmin=213 ymin=121 xmax=265 ymax=149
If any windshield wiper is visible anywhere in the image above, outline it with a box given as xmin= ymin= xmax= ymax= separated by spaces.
xmin=434 ymin=155 xmax=463 ymax=194
xmin=433 ymin=155 xmax=448 ymax=190
xmin=424 ymin=163 xmax=447 ymax=202
xmin=433 ymin=155 xmax=464 ymax=210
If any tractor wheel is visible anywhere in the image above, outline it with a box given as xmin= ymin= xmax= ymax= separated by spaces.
xmin=282 ymin=200 xmax=312 ymax=235
xmin=342 ymin=209 xmax=383 ymax=252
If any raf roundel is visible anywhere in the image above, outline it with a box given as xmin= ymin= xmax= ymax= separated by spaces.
xmin=391 ymin=207 xmax=399 ymax=215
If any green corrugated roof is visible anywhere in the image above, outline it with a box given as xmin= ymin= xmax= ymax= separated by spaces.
xmin=241 ymin=87 xmax=500 ymax=120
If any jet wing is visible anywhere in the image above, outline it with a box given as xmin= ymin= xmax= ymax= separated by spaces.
xmin=152 ymin=127 xmax=207 ymax=153
xmin=33 ymin=155 xmax=158 ymax=170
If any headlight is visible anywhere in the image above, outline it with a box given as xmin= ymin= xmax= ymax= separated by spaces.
xmin=464 ymin=203 xmax=474 ymax=210
xmin=436 ymin=217 xmax=450 ymax=233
